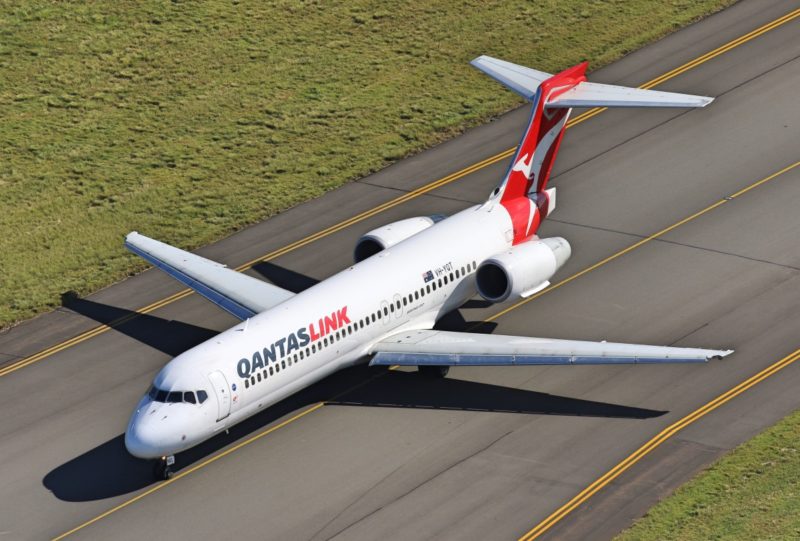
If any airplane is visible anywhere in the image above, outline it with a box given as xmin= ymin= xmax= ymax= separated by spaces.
xmin=123 ymin=56 xmax=732 ymax=480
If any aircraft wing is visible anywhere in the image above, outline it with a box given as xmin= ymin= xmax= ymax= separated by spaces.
xmin=125 ymin=232 xmax=294 ymax=320
xmin=369 ymin=330 xmax=731 ymax=366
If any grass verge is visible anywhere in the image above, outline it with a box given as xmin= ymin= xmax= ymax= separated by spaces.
xmin=0 ymin=0 xmax=734 ymax=327
xmin=616 ymin=408 xmax=800 ymax=540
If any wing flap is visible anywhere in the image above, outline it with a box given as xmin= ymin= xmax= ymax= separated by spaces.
xmin=370 ymin=330 xmax=731 ymax=366
xmin=125 ymin=232 xmax=294 ymax=320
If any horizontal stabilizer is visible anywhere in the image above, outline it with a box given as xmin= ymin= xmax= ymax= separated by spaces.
xmin=370 ymin=330 xmax=732 ymax=366
xmin=470 ymin=55 xmax=552 ymax=101
xmin=471 ymin=55 xmax=712 ymax=108
xmin=125 ymin=232 xmax=294 ymax=320
xmin=546 ymin=81 xmax=713 ymax=109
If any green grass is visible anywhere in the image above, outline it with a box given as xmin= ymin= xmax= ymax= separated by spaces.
xmin=0 ymin=0 xmax=734 ymax=327
xmin=616 ymin=408 xmax=800 ymax=541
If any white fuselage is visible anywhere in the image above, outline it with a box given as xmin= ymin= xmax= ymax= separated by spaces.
xmin=125 ymin=202 xmax=515 ymax=459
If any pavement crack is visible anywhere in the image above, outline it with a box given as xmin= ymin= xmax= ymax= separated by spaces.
xmin=358 ymin=179 xmax=481 ymax=205
xmin=548 ymin=219 xmax=800 ymax=271
xmin=668 ymin=323 xmax=710 ymax=347
xmin=316 ymin=430 xmax=513 ymax=541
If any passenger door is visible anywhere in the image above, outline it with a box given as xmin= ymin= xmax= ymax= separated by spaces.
xmin=207 ymin=370 xmax=231 ymax=422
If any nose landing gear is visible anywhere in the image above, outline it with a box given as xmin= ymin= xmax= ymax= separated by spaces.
xmin=154 ymin=455 xmax=176 ymax=480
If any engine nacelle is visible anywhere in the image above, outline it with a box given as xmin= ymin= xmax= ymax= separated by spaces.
xmin=354 ymin=215 xmax=445 ymax=263
xmin=476 ymin=237 xmax=571 ymax=303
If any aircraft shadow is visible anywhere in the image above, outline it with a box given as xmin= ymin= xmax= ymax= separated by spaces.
xmin=461 ymin=299 xmax=494 ymax=309
xmin=43 ymin=364 xmax=664 ymax=502
xmin=329 ymin=370 xmax=667 ymax=418
xmin=61 ymin=293 xmax=218 ymax=357
xmin=434 ymin=308 xmax=497 ymax=334
xmin=250 ymin=261 xmax=319 ymax=293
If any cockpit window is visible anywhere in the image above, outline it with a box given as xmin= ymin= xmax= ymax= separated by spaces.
xmin=147 ymin=385 xmax=207 ymax=405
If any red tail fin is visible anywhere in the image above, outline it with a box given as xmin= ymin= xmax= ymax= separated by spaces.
xmin=495 ymin=62 xmax=587 ymax=243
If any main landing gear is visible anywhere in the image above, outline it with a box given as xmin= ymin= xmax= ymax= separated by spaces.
xmin=154 ymin=455 xmax=176 ymax=480
xmin=418 ymin=365 xmax=449 ymax=378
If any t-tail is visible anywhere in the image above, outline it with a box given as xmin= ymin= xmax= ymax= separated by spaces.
xmin=471 ymin=55 xmax=713 ymax=244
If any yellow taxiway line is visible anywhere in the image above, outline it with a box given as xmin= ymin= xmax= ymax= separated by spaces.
xmin=519 ymin=345 xmax=800 ymax=540
xmin=4 ymin=7 xmax=797 ymax=379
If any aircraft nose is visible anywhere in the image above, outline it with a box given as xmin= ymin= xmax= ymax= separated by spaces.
xmin=125 ymin=403 xmax=178 ymax=459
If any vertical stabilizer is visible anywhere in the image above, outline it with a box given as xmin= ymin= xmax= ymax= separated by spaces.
xmin=474 ymin=61 xmax=586 ymax=243
xmin=499 ymin=62 xmax=586 ymax=201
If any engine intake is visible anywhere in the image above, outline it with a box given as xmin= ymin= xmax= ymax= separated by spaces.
xmin=476 ymin=237 xmax=571 ymax=303
xmin=354 ymin=215 xmax=445 ymax=263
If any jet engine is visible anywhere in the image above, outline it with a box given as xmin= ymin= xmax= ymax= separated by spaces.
xmin=354 ymin=215 xmax=445 ymax=263
xmin=476 ymin=237 xmax=571 ymax=303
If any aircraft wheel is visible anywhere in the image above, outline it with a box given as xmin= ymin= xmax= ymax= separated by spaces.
xmin=154 ymin=458 xmax=174 ymax=480
xmin=418 ymin=365 xmax=449 ymax=378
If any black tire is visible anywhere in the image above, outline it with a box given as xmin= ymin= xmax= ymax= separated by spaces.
xmin=154 ymin=461 xmax=173 ymax=480
xmin=418 ymin=365 xmax=449 ymax=378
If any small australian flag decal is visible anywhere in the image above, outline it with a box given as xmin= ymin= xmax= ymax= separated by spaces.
xmin=422 ymin=270 xmax=434 ymax=283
